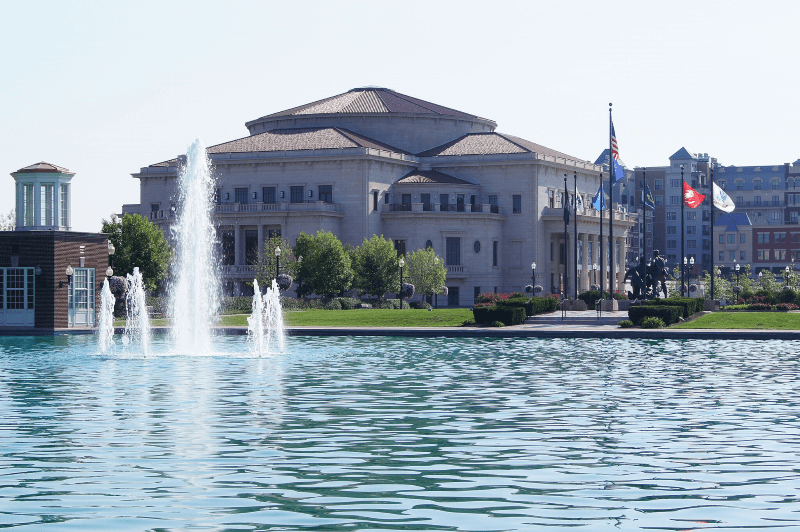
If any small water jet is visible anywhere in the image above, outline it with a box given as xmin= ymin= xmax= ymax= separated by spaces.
xmin=264 ymin=279 xmax=285 ymax=353
xmin=247 ymin=279 xmax=267 ymax=356
xmin=97 ymin=279 xmax=115 ymax=354
xmin=124 ymin=267 xmax=150 ymax=356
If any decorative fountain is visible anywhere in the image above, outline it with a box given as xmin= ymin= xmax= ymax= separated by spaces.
xmin=122 ymin=267 xmax=150 ymax=356
xmin=247 ymin=278 xmax=285 ymax=356
xmin=97 ymin=279 xmax=115 ymax=354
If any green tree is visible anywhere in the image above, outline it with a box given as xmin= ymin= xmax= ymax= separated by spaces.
xmin=699 ymin=267 xmax=731 ymax=300
xmin=404 ymin=247 xmax=446 ymax=301
xmin=254 ymin=235 xmax=295 ymax=290
xmin=0 ymin=209 xmax=14 ymax=231
xmin=101 ymin=214 xmax=172 ymax=292
xmin=350 ymin=234 xmax=400 ymax=300
xmin=294 ymin=230 xmax=352 ymax=297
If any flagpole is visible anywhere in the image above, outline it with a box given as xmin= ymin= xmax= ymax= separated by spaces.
xmin=599 ymin=172 xmax=605 ymax=300
xmin=608 ymin=103 xmax=614 ymax=299
xmin=574 ymin=171 xmax=578 ymax=300
xmin=681 ymin=164 xmax=685 ymax=297
xmin=710 ymin=166 xmax=715 ymax=301
xmin=642 ymin=167 xmax=647 ymax=287
xmin=564 ymin=174 xmax=569 ymax=300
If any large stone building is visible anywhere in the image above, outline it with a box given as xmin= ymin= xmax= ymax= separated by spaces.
xmin=123 ymin=87 xmax=634 ymax=303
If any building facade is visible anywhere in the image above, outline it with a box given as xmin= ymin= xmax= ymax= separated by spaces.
xmin=1 ymin=163 xmax=108 ymax=331
xmin=123 ymin=87 xmax=635 ymax=303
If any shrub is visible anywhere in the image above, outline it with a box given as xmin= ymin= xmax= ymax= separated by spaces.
xmin=221 ymin=296 xmax=253 ymax=315
xmin=747 ymin=303 xmax=772 ymax=311
xmin=335 ymin=297 xmax=361 ymax=310
xmin=323 ymin=299 xmax=343 ymax=310
xmin=629 ymin=305 xmax=682 ymax=326
xmin=618 ymin=319 xmax=634 ymax=328
xmin=642 ymin=297 xmax=703 ymax=318
xmin=641 ymin=316 xmax=665 ymax=329
xmin=529 ymin=295 xmax=558 ymax=315
xmin=490 ymin=320 xmax=505 ymax=327
xmin=723 ymin=304 xmax=749 ymax=311
xmin=779 ymin=288 xmax=797 ymax=304
xmin=410 ymin=300 xmax=432 ymax=310
xmin=379 ymin=299 xmax=410 ymax=309
xmin=776 ymin=303 xmax=798 ymax=311
xmin=754 ymin=289 xmax=778 ymax=305
xmin=473 ymin=305 xmax=525 ymax=326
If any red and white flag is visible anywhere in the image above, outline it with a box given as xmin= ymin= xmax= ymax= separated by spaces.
xmin=683 ymin=181 xmax=705 ymax=209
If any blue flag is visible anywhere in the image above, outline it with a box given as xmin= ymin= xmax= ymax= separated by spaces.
xmin=610 ymin=121 xmax=625 ymax=184
xmin=592 ymin=182 xmax=606 ymax=211
xmin=612 ymin=157 xmax=625 ymax=184
xmin=643 ymin=181 xmax=655 ymax=210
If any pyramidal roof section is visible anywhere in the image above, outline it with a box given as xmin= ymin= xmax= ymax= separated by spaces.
xmin=205 ymin=127 xmax=411 ymax=155
xmin=15 ymin=161 xmax=73 ymax=174
xmin=417 ymin=132 xmax=591 ymax=164
xmin=669 ymin=147 xmax=696 ymax=160
xmin=251 ymin=87 xmax=486 ymax=122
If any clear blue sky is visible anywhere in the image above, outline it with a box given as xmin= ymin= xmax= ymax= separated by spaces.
xmin=1 ymin=0 xmax=797 ymax=232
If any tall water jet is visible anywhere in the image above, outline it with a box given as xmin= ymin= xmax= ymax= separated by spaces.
xmin=97 ymin=279 xmax=115 ymax=354
xmin=247 ymin=279 xmax=267 ymax=356
xmin=168 ymin=139 xmax=220 ymax=354
xmin=264 ymin=279 xmax=285 ymax=353
xmin=124 ymin=267 xmax=150 ymax=356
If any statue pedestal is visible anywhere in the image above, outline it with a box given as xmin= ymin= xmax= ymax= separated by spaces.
xmin=704 ymin=299 xmax=720 ymax=311
xmin=599 ymin=299 xmax=619 ymax=312
xmin=562 ymin=300 xmax=587 ymax=311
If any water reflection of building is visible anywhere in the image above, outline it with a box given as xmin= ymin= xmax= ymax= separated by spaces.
xmin=123 ymin=87 xmax=634 ymax=303
xmin=0 ymin=162 xmax=109 ymax=331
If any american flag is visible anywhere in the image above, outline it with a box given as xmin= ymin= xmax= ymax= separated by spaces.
xmin=610 ymin=121 xmax=619 ymax=161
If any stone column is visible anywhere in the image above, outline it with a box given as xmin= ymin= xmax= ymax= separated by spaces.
xmin=581 ymin=233 xmax=589 ymax=292
xmin=234 ymin=224 xmax=242 ymax=265
xmin=618 ymin=236 xmax=627 ymax=290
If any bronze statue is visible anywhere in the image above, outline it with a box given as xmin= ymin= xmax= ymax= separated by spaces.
xmin=646 ymin=250 xmax=671 ymax=299
xmin=624 ymin=256 xmax=647 ymax=299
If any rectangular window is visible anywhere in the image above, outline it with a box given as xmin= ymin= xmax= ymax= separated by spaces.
xmin=421 ymin=193 xmax=431 ymax=211
xmin=402 ymin=194 xmax=411 ymax=209
xmin=668 ymin=226 xmax=677 ymax=235
xmin=547 ymin=190 xmax=554 ymax=208
xmin=655 ymin=196 xmax=663 ymax=206
xmin=793 ymin=212 xmax=799 ymax=223
xmin=234 ymin=187 xmax=248 ymax=204
xmin=151 ymin=203 xmax=160 ymax=213
xmin=740 ymin=233 xmax=746 ymax=243
xmin=655 ymin=179 xmax=664 ymax=190
xmin=736 ymin=180 xmax=744 ymax=191
xmin=687 ymin=226 xmax=697 ymax=235
xmin=772 ymin=211 xmax=782 ymax=221
xmin=440 ymin=193 xmax=450 ymax=211
xmin=474 ymin=286 xmax=480 ymax=302
xmin=670 ymin=196 xmax=680 ymax=205
xmin=489 ymin=194 xmax=499 ymax=213
xmin=512 ymin=194 xmax=522 ymax=214
xmin=493 ymin=241 xmax=498 ymax=267
xmin=758 ymin=249 xmax=767 ymax=260
xmin=776 ymin=249 xmax=787 ymax=260
xmin=740 ymin=251 xmax=746 ymax=260
xmin=773 ymin=180 xmax=780 ymax=190
xmin=290 ymin=186 xmax=304 ymax=203
xmin=394 ymin=239 xmax=406 ymax=256
xmin=730 ymin=251 xmax=735 ymax=261
xmin=319 ymin=185 xmax=333 ymax=203
xmin=670 ymin=179 xmax=681 ymax=188
xmin=263 ymin=187 xmax=276 ymax=204
xmin=719 ymin=251 xmax=725 ymax=261
xmin=727 ymin=234 xmax=735 ymax=244
xmin=384 ymin=192 xmax=390 ymax=205
xmin=687 ymin=239 xmax=697 ymax=248
xmin=448 ymin=286 xmax=459 ymax=307
xmin=221 ymin=230 xmax=235 ymax=265
xmin=667 ymin=240 xmax=677 ymax=249
xmin=373 ymin=191 xmax=378 ymax=211
xmin=686 ymin=211 xmax=696 ymax=220
xmin=667 ymin=211 xmax=676 ymax=221
xmin=24 ymin=184 xmax=34 ymax=226
xmin=718 ymin=234 xmax=724 ymax=244
xmin=457 ymin=194 xmax=465 ymax=212
xmin=245 ymin=230 xmax=259 ymax=265
xmin=40 ymin=184 xmax=53 ymax=226
xmin=776 ymin=232 xmax=787 ymax=243
xmin=754 ymin=180 xmax=761 ymax=190
xmin=446 ymin=237 xmax=461 ymax=266
xmin=758 ymin=232 xmax=770 ymax=244
xmin=719 ymin=181 xmax=726 ymax=190
xmin=773 ymin=195 xmax=780 ymax=205
xmin=60 ymin=184 xmax=68 ymax=226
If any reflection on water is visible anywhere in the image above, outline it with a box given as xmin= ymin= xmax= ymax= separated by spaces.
xmin=1 ymin=336 xmax=799 ymax=530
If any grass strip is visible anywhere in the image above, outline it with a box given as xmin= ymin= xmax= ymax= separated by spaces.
xmin=672 ymin=312 xmax=800 ymax=329
xmin=114 ymin=309 xmax=475 ymax=328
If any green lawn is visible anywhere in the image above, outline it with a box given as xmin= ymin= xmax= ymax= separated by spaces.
xmin=672 ymin=312 xmax=800 ymax=329
xmin=115 ymin=309 xmax=476 ymax=328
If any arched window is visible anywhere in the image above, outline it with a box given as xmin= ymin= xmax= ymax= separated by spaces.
xmin=425 ymin=240 xmax=433 ymax=250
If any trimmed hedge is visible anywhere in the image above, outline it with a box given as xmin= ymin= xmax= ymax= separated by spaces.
xmin=473 ymin=305 xmax=526 ymax=326
xmin=493 ymin=296 xmax=558 ymax=316
xmin=629 ymin=305 xmax=683 ymax=326
xmin=642 ymin=298 xmax=704 ymax=318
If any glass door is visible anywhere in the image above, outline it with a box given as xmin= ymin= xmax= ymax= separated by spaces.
xmin=68 ymin=268 xmax=95 ymax=327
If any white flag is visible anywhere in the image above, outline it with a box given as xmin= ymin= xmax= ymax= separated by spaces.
xmin=713 ymin=182 xmax=735 ymax=213
xmin=575 ymin=194 xmax=585 ymax=214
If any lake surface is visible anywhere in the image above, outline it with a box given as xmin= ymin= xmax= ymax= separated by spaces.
xmin=1 ymin=335 xmax=799 ymax=530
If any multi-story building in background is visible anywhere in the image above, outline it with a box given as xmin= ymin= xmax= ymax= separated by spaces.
xmin=122 ymin=87 xmax=635 ymax=303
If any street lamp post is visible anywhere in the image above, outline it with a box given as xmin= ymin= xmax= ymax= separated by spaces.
xmin=531 ymin=262 xmax=536 ymax=295
xmin=735 ymin=262 xmax=741 ymax=304
xmin=592 ymin=263 xmax=597 ymax=287
xmin=786 ymin=265 xmax=791 ymax=288
xmin=683 ymin=257 xmax=688 ymax=297
xmin=107 ymin=241 xmax=115 ymax=271
xmin=759 ymin=270 xmax=763 ymax=290
xmin=297 ymin=255 xmax=303 ymax=298
xmin=399 ymin=256 xmax=405 ymax=310
xmin=274 ymin=245 xmax=281 ymax=283
xmin=434 ymin=257 xmax=439 ymax=309
xmin=689 ymin=256 xmax=695 ymax=296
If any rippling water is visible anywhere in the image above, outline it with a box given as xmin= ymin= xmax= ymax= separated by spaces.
xmin=1 ymin=335 xmax=800 ymax=530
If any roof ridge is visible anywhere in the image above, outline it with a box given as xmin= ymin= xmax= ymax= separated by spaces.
xmin=332 ymin=127 xmax=411 ymax=154
xmin=386 ymin=90 xmax=476 ymax=117
xmin=494 ymin=133 xmax=533 ymax=153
